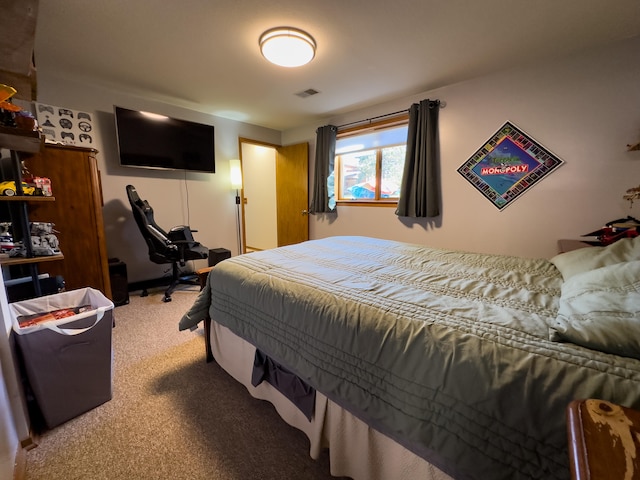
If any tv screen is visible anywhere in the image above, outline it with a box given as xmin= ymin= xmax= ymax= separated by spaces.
xmin=114 ymin=106 xmax=215 ymax=173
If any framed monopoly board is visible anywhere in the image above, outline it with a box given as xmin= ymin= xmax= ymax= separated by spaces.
xmin=457 ymin=122 xmax=564 ymax=210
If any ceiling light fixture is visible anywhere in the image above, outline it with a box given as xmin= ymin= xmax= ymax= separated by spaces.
xmin=259 ymin=27 xmax=316 ymax=68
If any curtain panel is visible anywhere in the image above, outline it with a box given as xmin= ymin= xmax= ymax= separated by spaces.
xmin=309 ymin=125 xmax=338 ymax=214
xmin=395 ymin=99 xmax=441 ymax=218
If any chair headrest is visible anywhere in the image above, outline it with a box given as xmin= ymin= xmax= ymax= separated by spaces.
xmin=127 ymin=185 xmax=149 ymax=210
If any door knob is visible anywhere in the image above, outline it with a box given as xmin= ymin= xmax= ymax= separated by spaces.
xmin=302 ymin=209 xmax=309 ymax=215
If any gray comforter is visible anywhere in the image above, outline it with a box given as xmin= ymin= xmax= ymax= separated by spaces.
xmin=180 ymin=236 xmax=640 ymax=480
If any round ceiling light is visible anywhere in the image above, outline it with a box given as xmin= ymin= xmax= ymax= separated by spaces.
xmin=259 ymin=27 xmax=316 ymax=68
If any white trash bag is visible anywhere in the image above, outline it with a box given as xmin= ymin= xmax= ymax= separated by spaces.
xmin=10 ymin=287 xmax=114 ymax=336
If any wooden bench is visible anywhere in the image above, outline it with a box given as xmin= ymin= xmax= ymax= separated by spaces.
xmin=196 ymin=266 xmax=214 ymax=290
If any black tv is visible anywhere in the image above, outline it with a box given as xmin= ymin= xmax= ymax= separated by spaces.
xmin=114 ymin=106 xmax=215 ymax=173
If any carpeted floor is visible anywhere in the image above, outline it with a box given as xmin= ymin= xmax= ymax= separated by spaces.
xmin=24 ymin=285 xmax=340 ymax=479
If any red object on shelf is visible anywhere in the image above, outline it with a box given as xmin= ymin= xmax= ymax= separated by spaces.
xmin=24 ymin=176 xmax=52 ymax=196
xmin=598 ymin=227 xmax=638 ymax=245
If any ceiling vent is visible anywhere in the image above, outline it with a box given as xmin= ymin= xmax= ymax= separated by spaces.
xmin=295 ymin=88 xmax=320 ymax=98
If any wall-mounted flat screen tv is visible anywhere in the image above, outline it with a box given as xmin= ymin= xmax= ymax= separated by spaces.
xmin=114 ymin=106 xmax=215 ymax=173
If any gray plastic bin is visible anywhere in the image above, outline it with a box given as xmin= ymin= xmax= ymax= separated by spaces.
xmin=10 ymin=288 xmax=114 ymax=429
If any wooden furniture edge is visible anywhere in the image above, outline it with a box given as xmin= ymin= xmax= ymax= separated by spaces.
xmin=566 ymin=400 xmax=589 ymax=480
xmin=204 ymin=316 xmax=214 ymax=363
xmin=0 ymin=253 xmax=64 ymax=266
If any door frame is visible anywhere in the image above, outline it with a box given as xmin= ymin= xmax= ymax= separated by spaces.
xmin=239 ymin=137 xmax=279 ymax=253
xmin=238 ymin=137 xmax=309 ymax=253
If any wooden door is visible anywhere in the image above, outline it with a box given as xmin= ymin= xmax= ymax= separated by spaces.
xmin=276 ymin=142 xmax=309 ymax=247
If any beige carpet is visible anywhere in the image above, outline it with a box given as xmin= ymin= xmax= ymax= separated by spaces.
xmin=25 ymin=285 xmax=340 ymax=480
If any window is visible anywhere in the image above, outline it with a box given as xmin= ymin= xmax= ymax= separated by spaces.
xmin=335 ymin=119 xmax=408 ymax=204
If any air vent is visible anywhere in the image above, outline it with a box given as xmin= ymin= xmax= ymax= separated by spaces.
xmin=295 ymin=88 xmax=320 ymax=98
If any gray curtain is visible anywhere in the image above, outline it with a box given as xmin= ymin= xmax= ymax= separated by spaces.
xmin=309 ymin=125 xmax=337 ymax=214
xmin=395 ymin=99 xmax=440 ymax=218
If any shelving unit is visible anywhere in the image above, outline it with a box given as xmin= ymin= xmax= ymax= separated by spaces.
xmin=0 ymin=254 xmax=63 ymax=267
xmin=0 ymin=126 xmax=41 ymax=152
xmin=0 ymin=127 xmax=63 ymax=297
xmin=0 ymin=196 xmax=54 ymax=202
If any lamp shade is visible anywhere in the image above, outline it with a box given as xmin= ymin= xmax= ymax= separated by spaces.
xmin=229 ymin=159 xmax=243 ymax=189
xmin=259 ymin=27 xmax=316 ymax=67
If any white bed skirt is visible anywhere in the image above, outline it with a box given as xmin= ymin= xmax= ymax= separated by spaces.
xmin=209 ymin=320 xmax=453 ymax=480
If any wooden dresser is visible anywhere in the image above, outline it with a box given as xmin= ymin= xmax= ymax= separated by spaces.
xmin=23 ymin=144 xmax=112 ymax=299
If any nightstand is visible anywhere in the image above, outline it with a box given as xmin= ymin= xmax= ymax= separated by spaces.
xmin=557 ymin=239 xmax=600 ymax=253
xmin=196 ymin=266 xmax=214 ymax=290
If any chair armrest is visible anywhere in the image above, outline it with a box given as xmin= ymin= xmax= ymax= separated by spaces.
xmin=168 ymin=226 xmax=195 ymax=243
xmin=148 ymin=225 xmax=171 ymax=245
xmin=170 ymin=240 xmax=200 ymax=246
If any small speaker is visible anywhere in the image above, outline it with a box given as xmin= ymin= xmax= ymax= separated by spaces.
xmin=108 ymin=258 xmax=129 ymax=307
xmin=208 ymin=248 xmax=231 ymax=267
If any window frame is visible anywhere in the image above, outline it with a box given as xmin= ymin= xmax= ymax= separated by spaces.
xmin=335 ymin=115 xmax=409 ymax=207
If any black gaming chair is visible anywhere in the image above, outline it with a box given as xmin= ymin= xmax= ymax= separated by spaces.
xmin=126 ymin=184 xmax=208 ymax=302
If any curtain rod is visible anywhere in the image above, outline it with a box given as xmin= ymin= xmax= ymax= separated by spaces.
xmin=336 ymin=100 xmax=445 ymax=130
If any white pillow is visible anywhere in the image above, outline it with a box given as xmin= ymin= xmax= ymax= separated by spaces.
xmin=548 ymin=260 xmax=640 ymax=359
xmin=550 ymin=236 xmax=640 ymax=281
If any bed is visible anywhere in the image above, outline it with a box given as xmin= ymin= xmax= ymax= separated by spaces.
xmin=180 ymin=235 xmax=640 ymax=480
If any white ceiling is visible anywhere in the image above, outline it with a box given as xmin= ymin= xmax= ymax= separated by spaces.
xmin=34 ymin=0 xmax=640 ymax=131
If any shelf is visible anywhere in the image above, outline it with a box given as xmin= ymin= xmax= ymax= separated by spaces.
xmin=0 ymin=254 xmax=64 ymax=266
xmin=0 ymin=196 xmax=55 ymax=202
xmin=628 ymin=142 xmax=640 ymax=152
xmin=0 ymin=126 xmax=43 ymax=153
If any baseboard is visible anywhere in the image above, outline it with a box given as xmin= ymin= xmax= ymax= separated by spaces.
xmin=21 ymin=435 xmax=37 ymax=451
xmin=13 ymin=434 xmax=38 ymax=480
xmin=13 ymin=445 xmax=27 ymax=480
xmin=128 ymin=273 xmax=198 ymax=294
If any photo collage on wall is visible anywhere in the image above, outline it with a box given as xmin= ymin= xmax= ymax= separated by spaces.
xmin=457 ymin=121 xmax=564 ymax=210
xmin=34 ymin=102 xmax=96 ymax=147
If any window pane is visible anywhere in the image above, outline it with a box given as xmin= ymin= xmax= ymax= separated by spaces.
xmin=339 ymin=150 xmax=377 ymax=199
xmin=381 ymin=146 xmax=406 ymax=198
xmin=336 ymin=125 xmax=408 ymax=153
xmin=335 ymin=122 xmax=408 ymax=202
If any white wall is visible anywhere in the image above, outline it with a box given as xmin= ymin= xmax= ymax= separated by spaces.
xmin=0 ymin=268 xmax=30 ymax=479
xmin=34 ymin=76 xmax=282 ymax=283
xmin=284 ymin=36 xmax=640 ymax=259
xmin=0 ymin=375 xmax=17 ymax=480
xmin=34 ymin=35 xmax=640 ymax=280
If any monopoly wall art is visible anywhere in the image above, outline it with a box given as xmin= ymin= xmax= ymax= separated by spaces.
xmin=457 ymin=121 xmax=564 ymax=210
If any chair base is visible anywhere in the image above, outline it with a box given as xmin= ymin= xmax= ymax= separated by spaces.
xmin=162 ymin=264 xmax=199 ymax=302
xmin=135 ymin=268 xmax=199 ymax=302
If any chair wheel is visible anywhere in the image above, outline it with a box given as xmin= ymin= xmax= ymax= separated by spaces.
xmin=162 ymin=295 xmax=172 ymax=303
